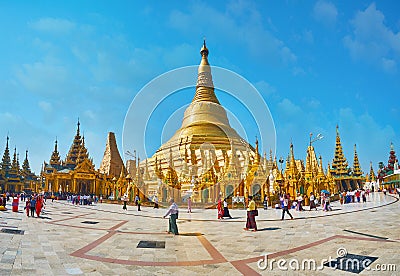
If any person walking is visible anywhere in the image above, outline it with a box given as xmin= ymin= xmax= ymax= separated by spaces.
xmin=25 ymin=198 xmax=31 ymax=217
xmin=362 ymin=190 xmax=367 ymax=203
xmin=35 ymin=196 xmax=43 ymax=217
xmin=30 ymin=197 xmax=36 ymax=217
xmin=309 ymin=192 xmax=317 ymax=210
xmin=187 ymin=196 xmax=192 ymax=213
xmin=153 ymin=195 xmax=159 ymax=209
xmin=281 ymin=193 xmax=293 ymax=220
xmin=136 ymin=195 xmax=141 ymax=211
xmin=222 ymin=198 xmax=232 ymax=219
xmin=244 ymin=196 xmax=257 ymax=231
xmin=122 ymin=197 xmax=128 ymax=210
xmin=163 ymin=198 xmax=179 ymax=235
xmin=296 ymin=193 xmax=304 ymax=211
xmin=263 ymin=195 xmax=268 ymax=210
xmin=217 ymin=198 xmax=223 ymax=220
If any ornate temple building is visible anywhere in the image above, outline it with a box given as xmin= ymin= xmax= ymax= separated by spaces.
xmin=278 ymin=142 xmax=337 ymax=199
xmin=0 ymin=136 xmax=38 ymax=193
xmin=136 ymin=41 xmax=275 ymax=204
xmin=364 ymin=162 xmax=378 ymax=191
xmin=379 ymin=142 xmax=400 ymax=189
xmin=125 ymin=42 xmax=366 ymax=205
xmin=41 ymin=121 xmax=127 ymax=196
xmin=39 ymin=42 xmax=368 ymax=203
xmin=329 ymin=126 xmax=364 ymax=191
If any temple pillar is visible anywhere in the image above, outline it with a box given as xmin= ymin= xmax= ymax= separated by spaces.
xmin=73 ymin=178 xmax=77 ymax=194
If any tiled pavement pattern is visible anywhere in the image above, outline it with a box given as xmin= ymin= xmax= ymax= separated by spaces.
xmin=0 ymin=193 xmax=398 ymax=275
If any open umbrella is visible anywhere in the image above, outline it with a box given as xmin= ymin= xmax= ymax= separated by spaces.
xmin=321 ymin=189 xmax=330 ymax=194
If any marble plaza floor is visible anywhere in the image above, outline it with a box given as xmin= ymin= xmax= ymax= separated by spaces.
xmin=0 ymin=192 xmax=398 ymax=275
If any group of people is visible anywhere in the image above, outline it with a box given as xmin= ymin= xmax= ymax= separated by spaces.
xmin=339 ymin=189 xmax=369 ymax=204
xmin=121 ymin=194 xmax=143 ymax=211
xmin=24 ymin=194 xmax=45 ymax=217
xmin=217 ymin=198 xmax=233 ymax=219
xmin=67 ymin=194 xmax=97 ymax=205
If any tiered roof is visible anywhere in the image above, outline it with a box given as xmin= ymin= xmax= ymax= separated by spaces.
xmin=65 ymin=120 xmax=83 ymax=169
xmin=352 ymin=144 xmax=363 ymax=177
xmin=331 ymin=125 xmax=349 ymax=177
xmin=1 ymin=136 xmax=11 ymax=176
xmin=49 ymin=139 xmax=62 ymax=169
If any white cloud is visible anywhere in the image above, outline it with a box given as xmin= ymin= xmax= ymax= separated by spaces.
xmin=381 ymin=57 xmax=397 ymax=73
xmin=303 ymin=30 xmax=314 ymax=44
xmin=313 ymin=0 xmax=338 ymax=26
xmin=29 ymin=17 xmax=76 ymax=34
xmin=168 ymin=2 xmax=297 ymax=66
xmin=306 ymin=98 xmax=321 ymax=109
xmin=38 ymin=101 xmax=52 ymax=112
xmin=32 ymin=38 xmax=53 ymax=50
xmin=0 ymin=112 xmax=19 ymax=124
xmin=292 ymin=67 xmax=306 ymax=76
xmin=343 ymin=3 xmax=400 ymax=72
xmin=277 ymin=98 xmax=302 ymax=116
xmin=15 ymin=61 xmax=68 ymax=95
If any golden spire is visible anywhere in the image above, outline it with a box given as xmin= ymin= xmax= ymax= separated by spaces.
xmin=290 ymin=143 xmax=296 ymax=168
xmin=50 ymin=138 xmax=61 ymax=167
xmin=169 ymin=147 xmax=174 ymax=169
xmin=369 ymin=161 xmax=376 ymax=181
xmin=119 ymin=166 xmax=125 ymax=179
xmin=144 ymin=158 xmax=151 ymax=180
xmin=317 ymin=155 xmax=325 ymax=177
xmin=352 ymin=144 xmax=363 ymax=177
xmin=255 ymin=137 xmax=260 ymax=164
xmin=192 ymin=40 xmax=220 ymax=104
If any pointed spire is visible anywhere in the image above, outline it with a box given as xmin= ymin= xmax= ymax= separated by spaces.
xmin=65 ymin=120 xmax=83 ymax=168
xmin=99 ymin=132 xmax=125 ymax=177
xmin=22 ymin=149 xmax=32 ymax=174
xmin=192 ymin=40 xmax=220 ymax=104
xmin=369 ymin=161 xmax=376 ymax=181
xmin=12 ymin=147 xmax=18 ymax=169
xmin=317 ymin=155 xmax=325 ymax=177
xmin=50 ymin=138 xmax=61 ymax=168
xmin=154 ymin=156 xmax=159 ymax=177
xmin=255 ymin=137 xmax=260 ymax=164
xmin=331 ymin=125 xmax=349 ymax=177
xmin=2 ymin=135 xmax=11 ymax=174
xmin=77 ymin=118 xmax=80 ymax=136
xmin=169 ymin=147 xmax=174 ymax=169
xmin=386 ymin=142 xmax=397 ymax=173
xmin=144 ymin=158 xmax=151 ymax=180
xmin=77 ymin=135 xmax=89 ymax=165
xmin=7 ymin=146 xmax=21 ymax=180
xmin=352 ymin=144 xmax=363 ymax=177
xmin=17 ymin=152 xmax=20 ymax=171
xmin=290 ymin=143 xmax=296 ymax=168
xmin=119 ymin=166 xmax=125 ymax=179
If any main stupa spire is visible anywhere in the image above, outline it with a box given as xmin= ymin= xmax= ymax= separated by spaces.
xmin=192 ymin=40 xmax=220 ymax=104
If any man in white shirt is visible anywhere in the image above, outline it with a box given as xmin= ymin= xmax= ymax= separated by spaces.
xmin=163 ymin=198 xmax=179 ymax=235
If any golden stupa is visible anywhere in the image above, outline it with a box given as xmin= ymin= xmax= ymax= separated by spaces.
xmin=137 ymin=41 xmax=274 ymax=204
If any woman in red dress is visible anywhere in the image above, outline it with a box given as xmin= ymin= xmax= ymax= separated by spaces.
xmin=25 ymin=199 xmax=31 ymax=217
xmin=35 ymin=196 xmax=43 ymax=217
xmin=217 ymin=198 xmax=223 ymax=219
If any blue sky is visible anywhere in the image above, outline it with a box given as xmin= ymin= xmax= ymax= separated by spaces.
xmin=0 ymin=1 xmax=399 ymax=175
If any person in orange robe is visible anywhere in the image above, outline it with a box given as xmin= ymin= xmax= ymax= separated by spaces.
xmin=35 ymin=196 xmax=43 ymax=217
